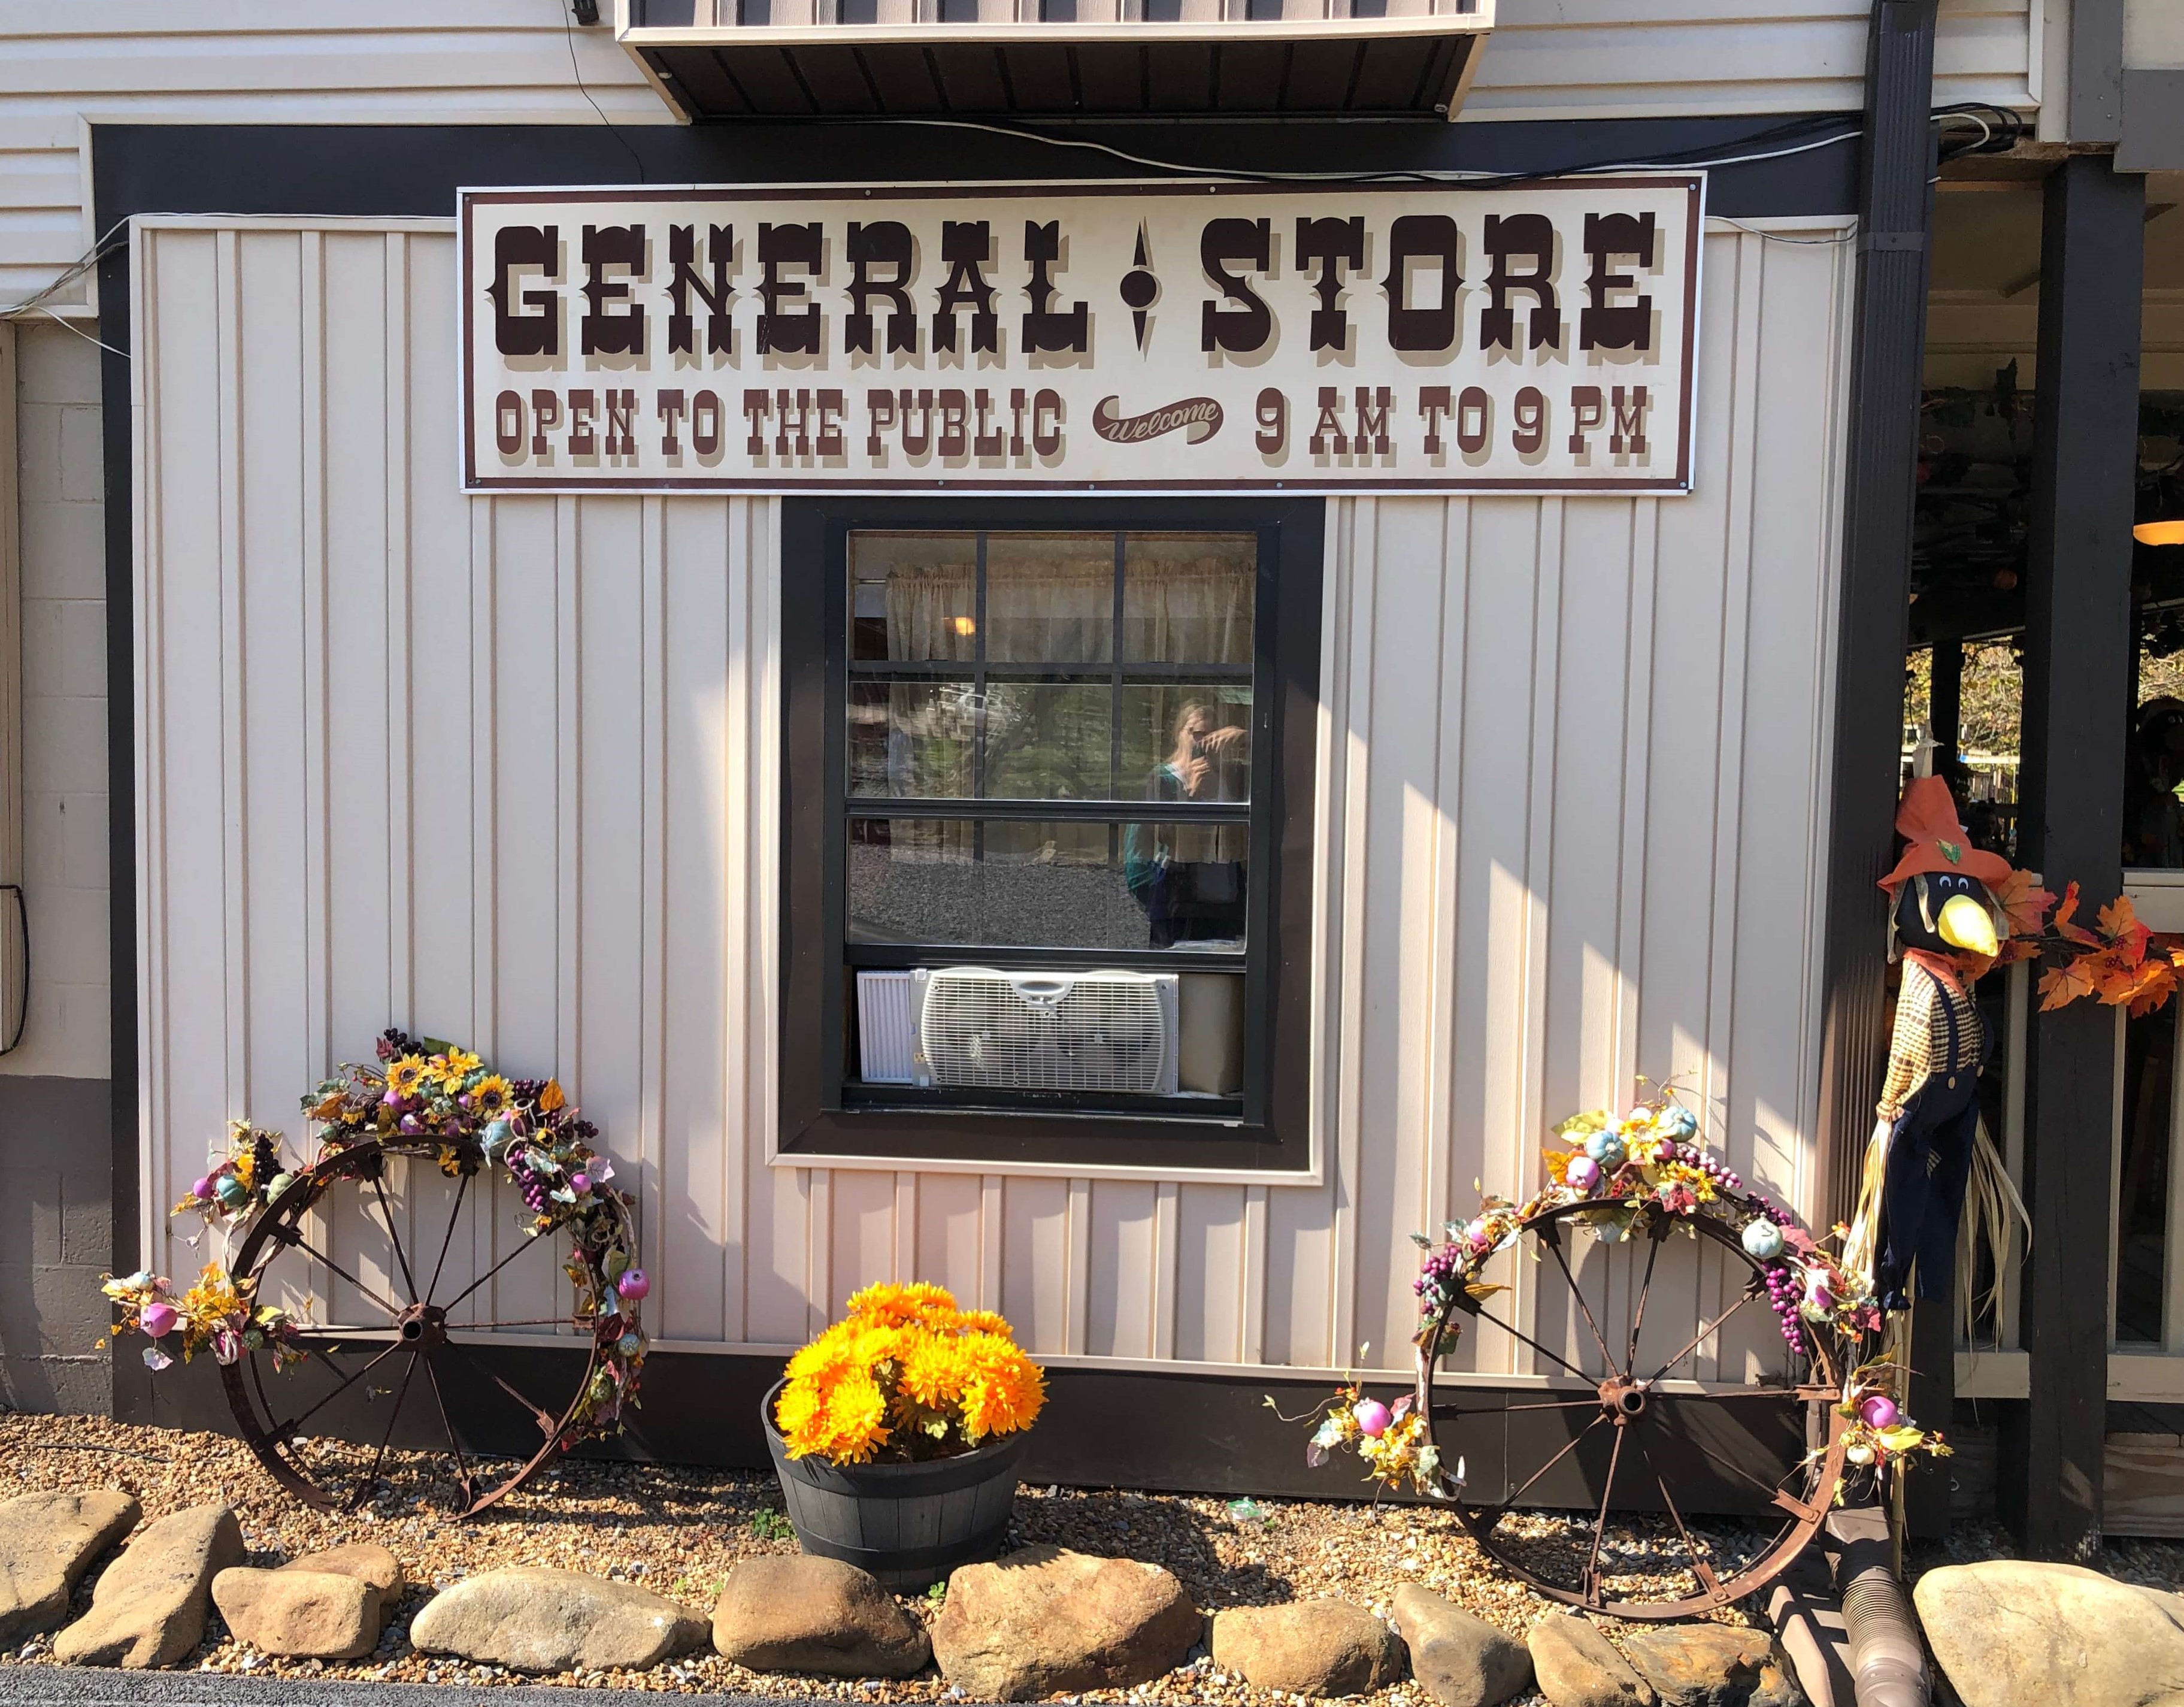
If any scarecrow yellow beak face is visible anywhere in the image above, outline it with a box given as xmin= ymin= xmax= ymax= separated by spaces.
xmin=1937 ymin=892 xmax=1998 ymax=957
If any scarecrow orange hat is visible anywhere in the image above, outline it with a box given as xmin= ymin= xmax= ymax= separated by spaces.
xmin=1878 ymin=774 xmax=2014 ymax=892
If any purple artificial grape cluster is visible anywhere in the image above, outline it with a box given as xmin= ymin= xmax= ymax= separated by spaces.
xmin=1740 ymin=1193 xmax=1807 ymax=1349
xmin=509 ymin=1150 xmax=552 ymax=1216
xmin=1671 ymin=1142 xmax=1743 ymax=1194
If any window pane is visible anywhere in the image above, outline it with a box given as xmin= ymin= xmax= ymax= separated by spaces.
xmin=1122 ymin=685 xmax=1252 ymax=805
xmin=848 ymin=817 xmax=1246 ymax=952
xmin=983 ymin=682 xmax=1114 ymax=799
xmin=850 ymin=531 xmax=977 ymax=664
xmin=985 ymin=532 xmax=1116 ymax=664
xmin=849 ymin=680 xmax=977 ymax=798
xmin=1123 ymin=532 xmax=1255 ymax=664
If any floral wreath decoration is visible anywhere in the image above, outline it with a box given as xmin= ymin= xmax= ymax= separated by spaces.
xmin=1291 ymin=1087 xmax=1947 ymax=1500
xmin=102 ymin=1028 xmax=647 ymax=1446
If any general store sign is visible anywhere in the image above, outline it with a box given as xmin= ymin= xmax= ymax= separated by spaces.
xmin=459 ymin=178 xmax=1702 ymax=494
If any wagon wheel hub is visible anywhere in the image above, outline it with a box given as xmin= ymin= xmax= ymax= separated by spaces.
xmin=1597 ymin=1375 xmax=1649 ymax=1420
xmin=396 ymin=1303 xmax=448 ymax=1353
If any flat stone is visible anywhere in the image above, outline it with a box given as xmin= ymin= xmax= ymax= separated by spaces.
xmin=212 ymin=1568 xmax=380 ymax=1661
xmin=1212 ymin=1600 xmax=1405 ymax=1697
xmin=1914 ymin=1560 xmax=2184 ymax=1707
xmin=1620 ymin=1626 xmax=1801 ymax=1707
xmin=0 ymin=1490 xmax=140 ymax=1647
xmin=1391 ymin=1585 xmax=1532 ymax=1707
xmin=408 ymin=1566 xmax=707 ymax=1673
xmin=53 ymin=1503 xmax=243 ymax=1669
xmin=1528 ymin=1614 xmax=1655 ymax=1707
xmin=932 ymin=1545 xmax=1202 ymax=1702
xmin=711 ymin=1555 xmax=929 ymax=1678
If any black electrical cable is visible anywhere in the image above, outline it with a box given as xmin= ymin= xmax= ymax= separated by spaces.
xmin=871 ymin=101 xmax=2028 ymax=190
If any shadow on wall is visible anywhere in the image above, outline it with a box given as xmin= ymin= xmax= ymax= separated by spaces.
xmin=0 ymin=1076 xmax=112 ymax=1415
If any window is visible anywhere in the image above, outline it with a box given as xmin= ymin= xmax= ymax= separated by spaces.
xmin=781 ymin=500 xmax=1321 ymax=1170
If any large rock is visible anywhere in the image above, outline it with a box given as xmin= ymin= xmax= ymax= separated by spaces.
xmin=53 ymin=1503 xmax=243 ymax=1669
xmin=1619 ymin=1626 xmax=1800 ymax=1707
xmin=1529 ymin=1614 xmax=1655 ymax=1707
xmin=1212 ymin=1599 xmax=1405 ymax=1697
xmin=212 ymin=1542 xmax=405 ymax=1661
xmin=1913 ymin=1560 xmax=2184 ymax=1707
xmin=212 ymin=1569 xmax=379 ymax=1661
xmin=711 ymin=1555 xmax=929 ymax=1677
xmin=1391 ymin=1585 xmax=1532 ymax=1707
xmin=931 ymin=1545 xmax=1202 ymax=1701
xmin=408 ymin=1566 xmax=707 ymax=1673
xmin=0 ymin=1490 xmax=140 ymax=1647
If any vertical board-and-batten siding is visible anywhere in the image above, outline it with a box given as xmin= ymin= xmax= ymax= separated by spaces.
xmin=132 ymin=215 xmax=1852 ymax=1384
xmin=4 ymin=1 xmax=2029 ymax=313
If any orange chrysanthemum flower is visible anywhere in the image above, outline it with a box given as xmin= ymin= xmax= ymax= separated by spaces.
xmin=776 ymin=1284 xmax=1044 ymax=1464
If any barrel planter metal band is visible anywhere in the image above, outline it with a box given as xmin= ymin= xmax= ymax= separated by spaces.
xmin=762 ymin=1381 xmax=1029 ymax=1592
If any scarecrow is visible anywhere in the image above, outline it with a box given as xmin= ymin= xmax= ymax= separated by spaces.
xmin=1847 ymin=773 xmax=2014 ymax=1313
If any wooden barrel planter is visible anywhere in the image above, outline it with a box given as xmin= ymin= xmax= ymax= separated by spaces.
xmin=762 ymin=1381 xmax=1029 ymax=1593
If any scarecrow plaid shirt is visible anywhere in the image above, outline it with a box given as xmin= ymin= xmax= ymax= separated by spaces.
xmin=1877 ymin=956 xmax=1983 ymax=1122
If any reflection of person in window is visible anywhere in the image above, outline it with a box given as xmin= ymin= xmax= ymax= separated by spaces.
xmin=1125 ymin=701 xmax=1248 ymax=947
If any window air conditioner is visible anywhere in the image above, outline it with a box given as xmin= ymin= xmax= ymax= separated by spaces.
xmin=858 ymin=967 xmax=1180 ymax=1095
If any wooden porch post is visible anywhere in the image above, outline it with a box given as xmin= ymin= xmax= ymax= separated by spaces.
xmin=2008 ymin=152 xmax=2145 ymax=1558
xmin=1815 ymin=0 xmax=1938 ymax=1227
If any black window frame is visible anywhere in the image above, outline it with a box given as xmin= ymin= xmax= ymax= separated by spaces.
xmin=780 ymin=495 xmax=1322 ymax=1172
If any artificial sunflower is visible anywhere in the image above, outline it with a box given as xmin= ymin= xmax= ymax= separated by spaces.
xmin=469 ymin=1075 xmax=515 ymax=1119
xmin=385 ymin=1055 xmax=430 ymax=1098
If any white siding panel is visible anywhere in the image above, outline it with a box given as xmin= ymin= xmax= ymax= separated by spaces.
xmin=136 ymin=214 xmax=1852 ymax=1388
xmin=1465 ymin=0 xmax=2037 ymax=121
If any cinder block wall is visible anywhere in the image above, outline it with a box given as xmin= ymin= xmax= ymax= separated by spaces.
xmin=1 ymin=321 xmax=111 ymax=1415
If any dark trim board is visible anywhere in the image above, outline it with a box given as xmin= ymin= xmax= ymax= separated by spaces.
xmin=87 ymin=116 xmax=1859 ymax=228
xmin=117 ymin=1349 xmax=1803 ymax=1513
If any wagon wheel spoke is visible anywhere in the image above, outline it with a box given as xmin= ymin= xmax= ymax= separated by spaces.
xmin=368 ymin=1173 xmax=420 ymax=1306
xmin=1644 ymin=1291 xmax=1759 ymax=1387
xmin=1468 ymin=1303 xmax=1596 ymax=1384
xmin=1583 ymin=1423 xmax=1629 ymax=1607
xmin=436 ymin=1233 xmax=547 ymax=1318
xmin=287 ymin=1325 xmax=396 ymax=1340
xmin=1539 ymin=1223 xmax=1616 ymax=1374
xmin=423 ymin=1170 xmax=472 ymax=1306
xmin=350 ymin=1350 xmax=422 ymax=1509
xmin=421 ymin=1352 xmax=478 ymax=1511
xmin=266 ymin=1340 xmax=407 ymax=1440
xmin=1625 ymin=1218 xmax=1668 ymax=1375
xmin=441 ymin=1339 xmax=563 ymax=1439
xmin=1630 ymin=1424 xmax=1724 ymax=1601
xmin=455 ymin=1318 xmax=588 ymax=1330
xmin=277 ymin=1230 xmax=407 ymax=1319
xmin=1640 ymin=1393 xmax=1820 ymax=1509
xmin=1500 ymin=1412 xmax=1610 ymax=1509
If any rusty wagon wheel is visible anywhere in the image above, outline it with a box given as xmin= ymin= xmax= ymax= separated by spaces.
xmin=1422 ymin=1199 xmax=1846 ymax=1620
xmin=221 ymin=1138 xmax=607 ymax=1518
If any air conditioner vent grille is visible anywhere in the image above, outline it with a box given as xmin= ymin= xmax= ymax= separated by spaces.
xmin=915 ymin=968 xmax=1177 ymax=1095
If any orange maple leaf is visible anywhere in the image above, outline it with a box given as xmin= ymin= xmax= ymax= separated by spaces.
xmin=2052 ymin=881 xmax=2100 ymax=946
xmin=2039 ymin=957 xmax=2097 ymax=1010
xmin=2122 ymin=961 xmax=2178 ymax=1018
xmin=1541 ymin=1148 xmax=1572 ymax=1185
xmin=1992 ymin=938 xmax=2043 ymax=967
xmin=1991 ymin=868 xmax=2055 ymax=940
xmin=2098 ymin=895 xmax=2152 ymax=965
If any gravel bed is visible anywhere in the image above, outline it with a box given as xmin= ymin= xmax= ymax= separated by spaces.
xmin=4 ymin=1412 xmax=2180 ymax=1704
